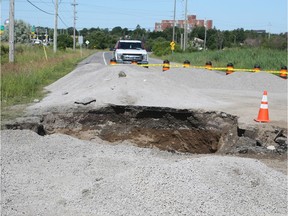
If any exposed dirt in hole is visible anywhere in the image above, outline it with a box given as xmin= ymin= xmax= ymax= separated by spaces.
xmin=4 ymin=105 xmax=287 ymax=157
xmin=102 ymin=128 xmax=220 ymax=153
xmin=38 ymin=105 xmax=239 ymax=154
xmin=60 ymin=128 xmax=220 ymax=154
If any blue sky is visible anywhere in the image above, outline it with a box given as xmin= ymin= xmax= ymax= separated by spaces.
xmin=1 ymin=0 xmax=287 ymax=33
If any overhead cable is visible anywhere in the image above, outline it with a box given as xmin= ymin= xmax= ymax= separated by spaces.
xmin=26 ymin=0 xmax=54 ymax=15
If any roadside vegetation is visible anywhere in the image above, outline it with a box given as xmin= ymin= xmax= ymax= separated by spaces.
xmin=162 ymin=47 xmax=286 ymax=71
xmin=1 ymin=44 xmax=94 ymax=107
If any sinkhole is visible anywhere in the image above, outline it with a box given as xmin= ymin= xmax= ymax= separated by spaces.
xmin=33 ymin=105 xmax=239 ymax=154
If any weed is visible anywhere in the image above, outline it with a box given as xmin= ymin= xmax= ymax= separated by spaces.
xmin=1 ymin=44 xmax=95 ymax=106
xmin=164 ymin=47 xmax=287 ymax=70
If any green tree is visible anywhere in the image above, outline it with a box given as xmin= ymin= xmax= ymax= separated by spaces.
xmin=234 ymin=28 xmax=245 ymax=42
xmin=131 ymin=25 xmax=147 ymax=40
xmin=111 ymin=26 xmax=123 ymax=37
xmin=57 ymin=34 xmax=73 ymax=50
xmin=80 ymin=28 xmax=89 ymax=37
xmin=148 ymin=31 xmax=167 ymax=40
xmin=151 ymin=37 xmax=171 ymax=56
xmin=1 ymin=19 xmax=31 ymax=43
xmin=222 ymin=30 xmax=232 ymax=47
xmin=262 ymin=34 xmax=288 ymax=50
xmin=205 ymin=28 xmax=217 ymax=50
xmin=190 ymin=26 xmax=205 ymax=40
xmin=86 ymin=30 xmax=107 ymax=49
xmin=67 ymin=27 xmax=78 ymax=36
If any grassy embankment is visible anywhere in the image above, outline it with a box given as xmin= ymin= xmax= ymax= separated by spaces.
xmin=162 ymin=48 xmax=287 ymax=71
xmin=1 ymin=44 xmax=95 ymax=120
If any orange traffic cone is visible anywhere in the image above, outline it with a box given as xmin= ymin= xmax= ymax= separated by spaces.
xmin=254 ymin=91 xmax=270 ymax=122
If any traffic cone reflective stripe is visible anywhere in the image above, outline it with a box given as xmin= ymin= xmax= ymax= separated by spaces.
xmin=254 ymin=91 xmax=270 ymax=123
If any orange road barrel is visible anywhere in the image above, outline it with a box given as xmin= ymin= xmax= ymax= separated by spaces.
xmin=226 ymin=63 xmax=234 ymax=75
xmin=280 ymin=66 xmax=287 ymax=79
xmin=183 ymin=60 xmax=190 ymax=68
xmin=163 ymin=60 xmax=170 ymax=72
xmin=253 ymin=64 xmax=261 ymax=72
xmin=110 ymin=58 xmax=117 ymax=65
xmin=205 ymin=61 xmax=212 ymax=70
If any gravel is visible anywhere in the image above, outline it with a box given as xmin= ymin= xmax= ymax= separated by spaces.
xmin=2 ymin=62 xmax=287 ymax=215
xmin=1 ymin=130 xmax=287 ymax=216
xmin=26 ymin=64 xmax=287 ymax=127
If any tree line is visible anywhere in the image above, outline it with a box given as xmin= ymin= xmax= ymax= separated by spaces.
xmin=1 ymin=20 xmax=287 ymax=56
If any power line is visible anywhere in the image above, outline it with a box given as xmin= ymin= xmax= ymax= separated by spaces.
xmin=26 ymin=0 xmax=69 ymax=27
xmin=26 ymin=0 xmax=54 ymax=15
xmin=58 ymin=14 xmax=69 ymax=27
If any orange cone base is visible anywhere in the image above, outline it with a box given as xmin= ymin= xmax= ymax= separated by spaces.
xmin=163 ymin=67 xmax=170 ymax=72
xmin=254 ymin=118 xmax=270 ymax=123
xmin=254 ymin=109 xmax=270 ymax=122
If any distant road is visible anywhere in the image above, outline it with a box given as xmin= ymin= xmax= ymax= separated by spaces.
xmin=77 ymin=51 xmax=162 ymax=66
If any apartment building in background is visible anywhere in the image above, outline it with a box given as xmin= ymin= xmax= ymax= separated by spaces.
xmin=155 ymin=15 xmax=213 ymax=32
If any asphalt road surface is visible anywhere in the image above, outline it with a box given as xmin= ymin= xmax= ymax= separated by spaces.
xmin=78 ymin=51 xmax=161 ymax=66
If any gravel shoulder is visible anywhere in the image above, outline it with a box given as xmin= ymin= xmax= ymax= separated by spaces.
xmin=1 ymin=130 xmax=287 ymax=216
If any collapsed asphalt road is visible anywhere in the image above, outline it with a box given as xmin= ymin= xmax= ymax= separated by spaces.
xmin=1 ymin=60 xmax=287 ymax=216
xmin=6 ymin=62 xmax=288 ymax=154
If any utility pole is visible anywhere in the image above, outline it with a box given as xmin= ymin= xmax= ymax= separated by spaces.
xmin=72 ymin=0 xmax=78 ymax=50
xmin=204 ymin=19 xmax=207 ymax=50
xmin=9 ymin=0 xmax=15 ymax=63
xmin=183 ymin=0 xmax=188 ymax=51
xmin=268 ymin=23 xmax=271 ymax=39
xmin=53 ymin=0 xmax=58 ymax=53
xmin=172 ymin=0 xmax=176 ymax=42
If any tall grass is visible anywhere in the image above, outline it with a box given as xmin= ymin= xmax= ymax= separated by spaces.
xmin=1 ymin=44 xmax=95 ymax=106
xmin=164 ymin=47 xmax=287 ymax=70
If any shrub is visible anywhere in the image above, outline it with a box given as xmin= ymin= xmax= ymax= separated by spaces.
xmin=57 ymin=34 xmax=73 ymax=50
xmin=1 ymin=44 xmax=9 ymax=55
xmin=152 ymin=41 xmax=171 ymax=56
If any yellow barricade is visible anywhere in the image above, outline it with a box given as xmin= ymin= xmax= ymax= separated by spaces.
xmin=111 ymin=62 xmax=286 ymax=75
